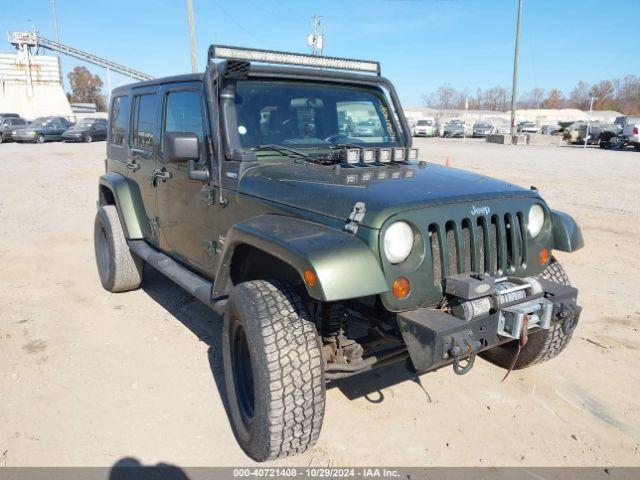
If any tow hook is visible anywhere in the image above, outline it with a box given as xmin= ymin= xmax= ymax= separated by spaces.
xmin=448 ymin=333 xmax=481 ymax=375
xmin=560 ymin=304 xmax=581 ymax=335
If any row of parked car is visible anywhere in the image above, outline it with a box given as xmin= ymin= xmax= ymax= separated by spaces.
xmin=411 ymin=115 xmax=640 ymax=150
xmin=411 ymin=118 xmax=561 ymax=139
xmin=0 ymin=113 xmax=108 ymax=144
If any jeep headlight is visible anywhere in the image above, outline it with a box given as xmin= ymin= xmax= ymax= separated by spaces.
xmin=528 ymin=204 xmax=545 ymax=237
xmin=384 ymin=221 xmax=414 ymax=264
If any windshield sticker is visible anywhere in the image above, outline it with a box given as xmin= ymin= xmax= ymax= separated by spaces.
xmin=379 ymin=105 xmax=396 ymax=141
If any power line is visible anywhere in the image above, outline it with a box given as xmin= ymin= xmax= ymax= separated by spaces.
xmin=210 ymin=0 xmax=274 ymax=48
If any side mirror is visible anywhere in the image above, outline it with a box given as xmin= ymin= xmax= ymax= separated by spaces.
xmin=163 ymin=131 xmax=200 ymax=163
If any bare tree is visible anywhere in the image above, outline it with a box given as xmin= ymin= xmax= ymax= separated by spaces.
xmin=519 ymin=88 xmax=546 ymax=108
xmin=569 ymin=81 xmax=591 ymax=110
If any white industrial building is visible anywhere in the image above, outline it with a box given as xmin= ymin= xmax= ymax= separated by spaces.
xmin=0 ymin=50 xmax=73 ymax=120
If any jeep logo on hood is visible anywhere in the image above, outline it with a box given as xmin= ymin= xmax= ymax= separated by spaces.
xmin=471 ymin=205 xmax=491 ymax=216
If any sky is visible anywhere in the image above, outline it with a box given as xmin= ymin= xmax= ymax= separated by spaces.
xmin=1 ymin=0 xmax=638 ymax=105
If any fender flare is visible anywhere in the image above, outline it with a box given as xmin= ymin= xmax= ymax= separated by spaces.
xmin=212 ymin=214 xmax=388 ymax=302
xmin=98 ymin=172 xmax=149 ymax=239
xmin=551 ymin=209 xmax=584 ymax=252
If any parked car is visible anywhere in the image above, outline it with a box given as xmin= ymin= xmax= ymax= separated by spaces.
xmin=540 ymin=124 xmax=560 ymax=135
xmin=0 ymin=116 xmax=28 ymax=143
xmin=94 ymin=44 xmax=583 ymax=462
xmin=621 ymin=116 xmax=640 ymax=151
xmin=443 ymin=120 xmax=465 ymax=137
xmin=352 ymin=120 xmax=382 ymax=137
xmin=62 ymin=118 xmax=108 ymax=143
xmin=0 ymin=113 xmax=22 ymax=120
xmin=13 ymin=116 xmax=73 ymax=143
xmin=472 ymin=121 xmax=493 ymax=137
xmin=412 ymin=117 xmax=436 ymax=137
xmin=492 ymin=122 xmax=511 ymax=134
xmin=517 ymin=122 xmax=540 ymax=134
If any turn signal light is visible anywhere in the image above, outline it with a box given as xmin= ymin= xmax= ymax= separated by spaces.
xmin=392 ymin=276 xmax=410 ymax=299
xmin=539 ymin=247 xmax=550 ymax=265
xmin=303 ymin=269 xmax=317 ymax=287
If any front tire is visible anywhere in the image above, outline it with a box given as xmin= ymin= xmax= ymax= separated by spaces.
xmin=36 ymin=134 xmax=45 ymax=144
xmin=481 ymin=258 xmax=577 ymax=370
xmin=84 ymin=133 xmax=93 ymax=143
xmin=223 ymin=280 xmax=325 ymax=461
xmin=93 ymin=205 xmax=143 ymax=292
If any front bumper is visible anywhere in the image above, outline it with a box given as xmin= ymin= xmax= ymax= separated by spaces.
xmin=63 ymin=134 xmax=83 ymax=142
xmin=397 ymin=274 xmax=580 ymax=373
xmin=13 ymin=132 xmax=37 ymax=142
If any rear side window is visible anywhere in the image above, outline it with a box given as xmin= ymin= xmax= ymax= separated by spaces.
xmin=132 ymin=94 xmax=158 ymax=150
xmin=110 ymin=95 xmax=131 ymax=146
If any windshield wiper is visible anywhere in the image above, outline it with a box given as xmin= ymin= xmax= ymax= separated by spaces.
xmin=252 ymin=144 xmax=310 ymax=161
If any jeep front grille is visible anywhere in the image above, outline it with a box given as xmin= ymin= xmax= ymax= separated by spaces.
xmin=428 ymin=212 xmax=526 ymax=285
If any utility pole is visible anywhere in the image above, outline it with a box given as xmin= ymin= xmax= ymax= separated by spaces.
xmin=307 ymin=16 xmax=325 ymax=56
xmin=509 ymin=0 xmax=523 ymax=137
xmin=186 ymin=0 xmax=198 ymax=72
xmin=584 ymin=96 xmax=596 ymax=149
xmin=50 ymin=0 xmax=63 ymax=84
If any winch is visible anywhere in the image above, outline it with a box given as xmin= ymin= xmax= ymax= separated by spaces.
xmin=447 ymin=274 xmax=553 ymax=339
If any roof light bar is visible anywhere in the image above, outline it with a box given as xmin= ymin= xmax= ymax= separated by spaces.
xmin=209 ymin=45 xmax=381 ymax=75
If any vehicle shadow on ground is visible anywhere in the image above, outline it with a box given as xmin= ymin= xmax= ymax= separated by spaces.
xmin=142 ymin=267 xmax=431 ymax=407
xmin=109 ymin=457 xmax=190 ymax=480
xmin=140 ymin=267 xmax=233 ymax=427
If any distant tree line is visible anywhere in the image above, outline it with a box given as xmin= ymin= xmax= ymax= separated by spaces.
xmin=422 ymin=75 xmax=640 ymax=114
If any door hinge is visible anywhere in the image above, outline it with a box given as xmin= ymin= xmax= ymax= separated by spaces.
xmin=345 ymin=202 xmax=366 ymax=234
xmin=206 ymin=239 xmax=220 ymax=256
xmin=206 ymin=186 xmax=216 ymax=205
xmin=149 ymin=217 xmax=160 ymax=234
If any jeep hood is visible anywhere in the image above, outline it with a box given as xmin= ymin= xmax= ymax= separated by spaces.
xmin=239 ymin=162 xmax=539 ymax=229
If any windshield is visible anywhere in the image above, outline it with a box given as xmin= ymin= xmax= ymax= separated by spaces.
xmin=475 ymin=123 xmax=490 ymax=128
xmin=76 ymin=120 xmax=95 ymax=127
xmin=416 ymin=120 xmax=432 ymax=126
xmin=233 ymin=80 xmax=400 ymax=150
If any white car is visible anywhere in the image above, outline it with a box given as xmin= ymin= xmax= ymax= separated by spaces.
xmin=412 ymin=117 xmax=436 ymax=137
xmin=518 ymin=122 xmax=541 ymax=134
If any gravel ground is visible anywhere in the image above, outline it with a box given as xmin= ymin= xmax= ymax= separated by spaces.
xmin=0 ymin=138 xmax=639 ymax=468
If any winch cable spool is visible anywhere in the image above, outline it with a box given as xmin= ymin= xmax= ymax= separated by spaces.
xmin=501 ymin=314 xmax=529 ymax=382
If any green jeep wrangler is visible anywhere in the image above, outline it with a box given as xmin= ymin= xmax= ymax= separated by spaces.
xmin=94 ymin=46 xmax=583 ymax=461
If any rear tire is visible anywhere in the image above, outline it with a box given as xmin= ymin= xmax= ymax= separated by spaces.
xmin=223 ymin=280 xmax=325 ymax=461
xmin=93 ymin=205 xmax=143 ymax=292
xmin=481 ymin=258 xmax=577 ymax=370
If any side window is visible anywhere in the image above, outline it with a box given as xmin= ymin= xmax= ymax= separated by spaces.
xmin=164 ymin=90 xmax=204 ymax=145
xmin=132 ymin=94 xmax=158 ymax=150
xmin=110 ymin=95 xmax=131 ymax=146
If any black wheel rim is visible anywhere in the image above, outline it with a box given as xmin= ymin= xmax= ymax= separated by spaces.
xmin=231 ymin=321 xmax=255 ymax=425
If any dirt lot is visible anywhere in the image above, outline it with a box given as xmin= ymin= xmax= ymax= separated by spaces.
xmin=1 ymin=138 xmax=639 ymax=468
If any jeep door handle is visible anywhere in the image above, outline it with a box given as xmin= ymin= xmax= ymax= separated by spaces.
xmin=126 ymin=162 xmax=140 ymax=171
xmin=152 ymin=168 xmax=172 ymax=180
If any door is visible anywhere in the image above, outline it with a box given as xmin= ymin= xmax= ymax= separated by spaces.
xmin=156 ymin=84 xmax=216 ymax=272
xmin=128 ymin=90 xmax=161 ymax=243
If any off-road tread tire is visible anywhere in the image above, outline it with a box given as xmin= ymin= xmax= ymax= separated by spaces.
xmin=223 ymin=280 xmax=325 ymax=461
xmin=94 ymin=205 xmax=143 ymax=293
xmin=481 ymin=257 xmax=575 ymax=370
